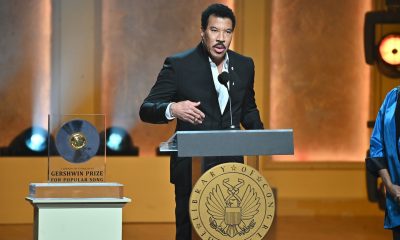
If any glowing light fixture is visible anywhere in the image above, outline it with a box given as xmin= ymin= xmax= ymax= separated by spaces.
xmin=107 ymin=131 xmax=124 ymax=151
xmin=98 ymin=127 xmax=139 ymax=156
xmin=379 ymin=33 xmax=400 ymax=66
xmin=7 ymin=126 xmax=50 ymax=156
xmin=26 ymin=130 xmax=47 ymax=152
xmin=364 ymin=9 xmax=400 ymax=78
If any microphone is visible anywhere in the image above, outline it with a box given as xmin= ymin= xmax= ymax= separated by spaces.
xmin=218 ymin=71 xmax=229 ymax=87
xmin=218 ymin=72 xmax=235 ymax=129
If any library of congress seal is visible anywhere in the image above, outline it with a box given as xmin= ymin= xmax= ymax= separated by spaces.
xmin=189 ymin=162 xmax=275 ymax=240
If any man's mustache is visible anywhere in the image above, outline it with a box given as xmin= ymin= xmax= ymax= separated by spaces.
xmin=213 ymin=42 xmax=226 ymax=48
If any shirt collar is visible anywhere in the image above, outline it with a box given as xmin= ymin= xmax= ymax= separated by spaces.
xmin=208 ymin=53 xmax=229 ymax=70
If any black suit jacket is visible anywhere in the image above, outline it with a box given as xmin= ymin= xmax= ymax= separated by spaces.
xmin=140 ymin=43 xmax=263 ymax=184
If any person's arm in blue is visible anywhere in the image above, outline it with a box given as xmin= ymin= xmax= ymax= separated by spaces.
xmin=367 ymin=89 xmax=400 ymax=202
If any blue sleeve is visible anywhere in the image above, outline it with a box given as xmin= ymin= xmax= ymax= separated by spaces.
xmin=366 ymin=89 xmax=397 ymax=175
xmin=370 ymin=101 xmax=386 ymax=158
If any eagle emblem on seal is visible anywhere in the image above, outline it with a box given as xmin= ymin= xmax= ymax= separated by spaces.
xmin=190 ymin=163 xmax=275 ymax=240
xmin=206 ymin=178 xmax=260 ymax=237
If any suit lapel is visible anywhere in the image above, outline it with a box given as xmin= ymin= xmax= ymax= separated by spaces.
xmin=195 ymin=44 xmax=220 ymax=112
xmin=228 ymin=55 xmax=240 ymax=102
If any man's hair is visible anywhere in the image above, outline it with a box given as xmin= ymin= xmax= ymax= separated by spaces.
xmin=201 ymin=4 xmax=236 ymax=31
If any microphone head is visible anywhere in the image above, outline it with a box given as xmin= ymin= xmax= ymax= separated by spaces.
xmin=218 ymin=72 xmax=229 ymax=86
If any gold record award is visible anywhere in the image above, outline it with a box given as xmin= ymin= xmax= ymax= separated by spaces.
xmin=48 ymin=115 xmax=105 ymax=183
xmin=190 ymin=162 xmax=275 ymax=240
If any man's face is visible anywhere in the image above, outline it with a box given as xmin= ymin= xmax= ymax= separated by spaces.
xmin=201 ymin=15 xmax=233 ymax=64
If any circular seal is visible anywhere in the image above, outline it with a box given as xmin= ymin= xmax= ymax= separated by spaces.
xmin=55 ymin=119 xmax=100 ymax=164
xmin=190 ymin=162 xmax=275 ymax=240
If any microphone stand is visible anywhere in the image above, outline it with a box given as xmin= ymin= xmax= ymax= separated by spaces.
xmin=227 ymin=83 xmax=235 ymax=129
xmin=218 ymin=72 xmax=235 ymax=129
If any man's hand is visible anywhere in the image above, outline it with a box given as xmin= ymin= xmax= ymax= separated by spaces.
xmin=170 ymin=101 xmax=205 ymax=125
xmin=379 ymin=169 xmax=400 ymax=204
xmin=388 ymin=184 xmax=400 ymax=203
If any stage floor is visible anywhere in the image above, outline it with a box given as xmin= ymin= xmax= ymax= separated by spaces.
xmin=0 ymin=216 xmax=391 ymax=240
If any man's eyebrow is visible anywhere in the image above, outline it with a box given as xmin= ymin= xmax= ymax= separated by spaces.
xmin=209 ymin=26 xmax=232 ymax=31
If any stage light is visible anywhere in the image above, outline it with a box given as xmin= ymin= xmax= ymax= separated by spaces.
xmin=107 ymin=132 xmax=123 ymax=151
xmin=98 ymin=127 xmax=139 ymax=156
xmin=364 ymin=1 xmax=400 ymax=78
xmin=7 ymin=126 xmax=50 ymax=156
xmin=26 ymin=129 xmax=47 ymax=152
xmin=379 ymin=33 xmax=400 ymax=65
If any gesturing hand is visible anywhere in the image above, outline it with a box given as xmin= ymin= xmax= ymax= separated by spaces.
xmin=170 ymin=101 xmax=205 ymax=125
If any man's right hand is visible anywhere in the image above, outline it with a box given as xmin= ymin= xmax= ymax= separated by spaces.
xmin=170 ymin=101 xmax=205 ymax=125
xmin=379 ymin=169 xmax=400 ymax=204
xmin=388 ymin=184 xmax=400 ymax=203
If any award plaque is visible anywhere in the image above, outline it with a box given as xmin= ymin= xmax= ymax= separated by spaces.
xmin=48 ymin=114 xmax=106 ymax=183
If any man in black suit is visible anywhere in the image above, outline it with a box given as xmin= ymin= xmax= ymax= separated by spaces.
xmin=139 ymin=3 xmax=263 ymax=239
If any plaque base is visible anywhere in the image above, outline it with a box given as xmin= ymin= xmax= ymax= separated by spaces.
xmin=29 ymin=182 xmax=123 ymax=198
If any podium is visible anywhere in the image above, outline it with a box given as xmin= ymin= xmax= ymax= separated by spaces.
xmin=26 ymin=183 xmax=130 ymax=240
xmin=160 ymin=129 xmax=294 ymax=240
xmin=160 ymin=129 xmax=294 ymax=180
